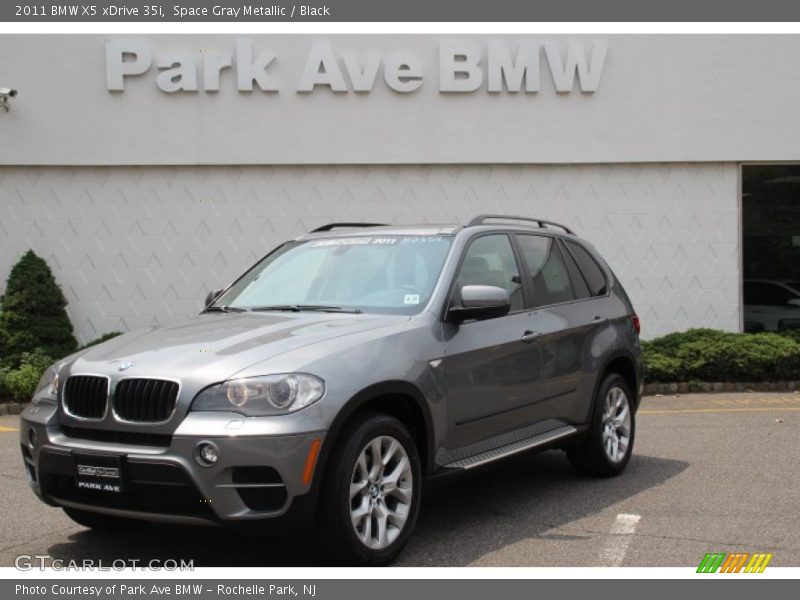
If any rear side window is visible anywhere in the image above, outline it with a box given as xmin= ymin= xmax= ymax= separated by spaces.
xmin=516 ymin=235 xmax=577 ymax=307
xmin=564 ymin=240 xmax=608 ymax=297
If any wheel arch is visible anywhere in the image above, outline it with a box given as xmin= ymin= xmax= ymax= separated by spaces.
xmin=314 ymin=381 xmax=435 ymax=492
xmin=595 ymin=350 xmax=641 ymax=411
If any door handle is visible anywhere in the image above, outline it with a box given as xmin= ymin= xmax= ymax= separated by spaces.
xmin=521 ymin=330 xmax=543 ymax=344
xmin=593 ymin=315 xmax=608 ymax=324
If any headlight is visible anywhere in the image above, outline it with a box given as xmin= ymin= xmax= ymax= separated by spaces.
xmin=33 ymin=365 xmax=59 ymax=403
xmin=191 ymin=374 xmax=325 ymax=416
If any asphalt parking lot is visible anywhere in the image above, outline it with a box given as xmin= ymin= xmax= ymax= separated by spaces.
xmin=1 ymin=392 xmax=798 ymax=568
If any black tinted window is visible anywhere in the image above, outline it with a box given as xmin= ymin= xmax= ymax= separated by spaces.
xmin=745 ymin=281 xmax=795 ymax=306
xmin=764 ymin=284 xmax=795 ymax=305
xmin=517 ymin=235 xmax=577 ymax=307
xmin=744 ymin=281 xmax=765 ymax=304
xmin=558 ymin=242 xmax=591 ymax=300
xmin=565 ymin=241 xmax=608 ymax=296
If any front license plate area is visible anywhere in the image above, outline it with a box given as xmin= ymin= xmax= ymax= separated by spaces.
xmin=73 ymin=452 xmax=125 ymax=494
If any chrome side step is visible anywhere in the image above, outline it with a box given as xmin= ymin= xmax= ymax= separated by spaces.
xmin=443 ymin=425 xmax=577 ymax=470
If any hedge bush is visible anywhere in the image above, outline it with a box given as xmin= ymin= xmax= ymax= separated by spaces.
xmin=2 ymin=351 xmax=55 ymax=402
xmin=0 ymin=331 xmax=123 ymax=403
xmin=0 ymin=250 xmax=77 ymax=369
xmin=642 ymin=329 xmax=800 ymax=383
xmin=0 ymin=365 xmax=11 ymax=400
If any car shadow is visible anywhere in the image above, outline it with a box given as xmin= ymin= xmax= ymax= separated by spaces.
xmin=44 ymin=451 xmax=688 ymax=567
xmin=398 ymin=451 xmax=688 ymax=566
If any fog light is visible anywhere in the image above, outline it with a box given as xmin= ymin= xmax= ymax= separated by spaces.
xmin=195 ymin=441 xmax=219 ymax=466
xmin=27 ymin=427 xmax=38 ymax=448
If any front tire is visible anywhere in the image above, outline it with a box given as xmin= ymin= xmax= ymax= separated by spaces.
xmin=567 ymin=373 xmax=635 ymax=477
xmin=63 ymin=507 xmax=142 ymax=532
xmin=319 ymin=413 xmax=422 ymax=565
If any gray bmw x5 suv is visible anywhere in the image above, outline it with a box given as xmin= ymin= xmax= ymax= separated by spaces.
xmin=21 ymin=215 xmax=642 ymax=565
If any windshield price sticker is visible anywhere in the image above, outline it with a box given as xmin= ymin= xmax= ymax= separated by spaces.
xmin=310 ymin=237 xmax=402 ymax=247
xmin=310 ymin=238 xmax=372 ymax=247
xmin=400 ymin=236 xmax=447 ymax=244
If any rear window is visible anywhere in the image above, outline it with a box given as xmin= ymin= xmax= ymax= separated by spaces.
xmin=564 ymin=241 xmax=608 ymax=297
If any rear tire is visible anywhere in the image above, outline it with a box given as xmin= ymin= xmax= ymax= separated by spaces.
xmin=567 ymin=373 xmax=635 ymax=477
xmin=318 ymin=412 xmax=422 ymax=566
xmin=63 ymin=507 xmax=142 ymax=532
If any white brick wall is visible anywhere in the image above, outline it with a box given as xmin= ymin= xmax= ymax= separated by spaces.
xmin=0 ymin=163 xmax=740 ymax=343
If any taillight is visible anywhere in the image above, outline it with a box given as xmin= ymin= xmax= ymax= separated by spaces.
xmin=631 ymin=315 xmax=641 ymax=335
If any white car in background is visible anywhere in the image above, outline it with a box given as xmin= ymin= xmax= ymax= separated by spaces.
xmin=743 ymin=279 xmax=800 ymax=332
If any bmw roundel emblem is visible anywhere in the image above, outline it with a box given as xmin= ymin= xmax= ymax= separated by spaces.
xmin=118 ymin=361 xmax=135 ymax=372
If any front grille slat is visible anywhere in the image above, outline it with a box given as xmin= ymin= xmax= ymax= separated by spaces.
xmin=153 ymin=381 xmax=164 ymax=422
xmin=131 ymin=379 xmax=142 ymax=419
xmin=147 ymin=380 xmax=158 ymax=421
xmin=79 ymin=378 xmax=87 ymax=416
xmin=113 ymin=378 xmax=178 ymax=423
xmin=74 ymin=377 xmax=82 ymax=417
xmin=128 ymin=380 xmax=137 ymax=419
xmin=63 ymin=376 xmax=108 ymax=419
xmin=77 ymin=378 xmax=85 ymax=417
xmin=126 ymin=380 xmax=136 ymax=419
xmin=89 ymin=378 xmax=101 ymax=417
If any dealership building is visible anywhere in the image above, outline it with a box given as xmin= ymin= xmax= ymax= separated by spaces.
xmin=1 ymin=34 xmax=799 ymax=342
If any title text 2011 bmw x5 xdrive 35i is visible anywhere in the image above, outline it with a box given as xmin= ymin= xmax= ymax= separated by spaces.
xmin=21 ymin=215 xmax=642 ymax=565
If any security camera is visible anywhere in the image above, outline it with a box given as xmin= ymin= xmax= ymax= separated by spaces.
xmin=0 ymin=88 xmax=17 ymax=112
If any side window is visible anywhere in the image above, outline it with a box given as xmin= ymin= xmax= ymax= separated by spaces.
xmin=564 ymin=240 xmax=609 ymax=297
xmin=517 ymin=235 xmax=577 ymax=307
xmin=762 ymin=283 xmax=795 ymax=306
xmin=743 ymin=281 xmax=759 ymax=304
xmin=456 ymin=234 xmax=524 ymax=312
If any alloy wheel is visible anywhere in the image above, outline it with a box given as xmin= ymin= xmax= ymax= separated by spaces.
xmin=349 ymin=435 xmax=413 ymax=550
xmin=601 ymin=386 xmax=632 ymax=463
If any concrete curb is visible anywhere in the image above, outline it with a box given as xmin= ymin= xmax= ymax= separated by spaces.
xmin=644 ymin=381 xmax=800 ymax=395
xmin=0 ymin=402 xmax=25 ymax=416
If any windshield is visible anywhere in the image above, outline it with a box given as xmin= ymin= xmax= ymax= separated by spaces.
xmin=214 ymin=235 xmax=453 ymax=315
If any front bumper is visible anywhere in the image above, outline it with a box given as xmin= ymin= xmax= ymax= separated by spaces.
xmin=20 ymin=402 xmax=326 ymax=528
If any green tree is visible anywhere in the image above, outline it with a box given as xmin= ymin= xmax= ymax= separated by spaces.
xmin=0 ymin=250 xmax=77 ymax=368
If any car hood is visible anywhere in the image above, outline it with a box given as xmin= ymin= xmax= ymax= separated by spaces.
xmin=68 ymin=312 xmax=408 ymax=382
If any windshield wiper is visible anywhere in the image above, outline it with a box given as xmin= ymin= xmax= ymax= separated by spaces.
xmin=203 ymin=305 xmax=247 ymax=313
xmin=250 ymin=304 xmax=363 ymax=314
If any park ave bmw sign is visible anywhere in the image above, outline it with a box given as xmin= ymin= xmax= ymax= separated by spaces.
xmin=105 ymin=39 xmax=608 ymax=94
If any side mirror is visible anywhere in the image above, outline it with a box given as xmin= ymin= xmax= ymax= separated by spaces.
xmin=448 ymin=285 xmax=511 ymax=322
xmin=788 ymin=298 xmax=800 ymax=308
xmin=205 ymin=288 xmax=224 ymax=307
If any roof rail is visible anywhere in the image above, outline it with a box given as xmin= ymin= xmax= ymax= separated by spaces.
xmin=310 ymin=222 xmax=388 ymax=233
xmin=467 ymin=214 xmax=575 ymax=235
